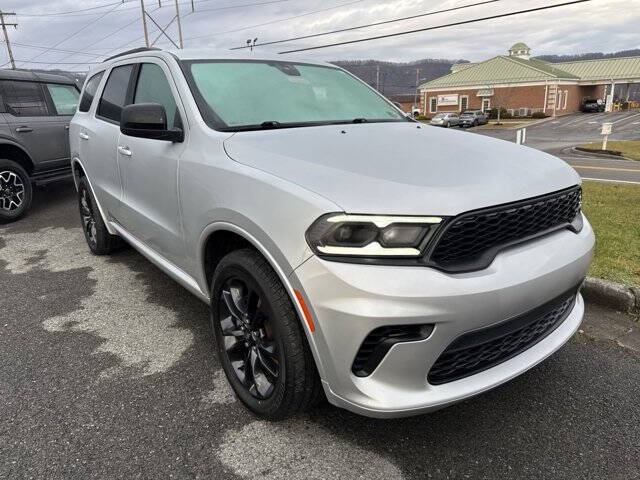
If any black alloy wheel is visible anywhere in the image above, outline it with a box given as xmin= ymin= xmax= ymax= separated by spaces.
xmin=79 ymin=185 xmax=98 ymax=249
xmin=0 ymin=159 xmax=32 ymax=223
xmin=76 ymin=176 xmax=122 ymax=255
xmin=210 ymin=249 xmax=322 ymax=419
xmin=217 ymin=276 xmax=280 ymax=399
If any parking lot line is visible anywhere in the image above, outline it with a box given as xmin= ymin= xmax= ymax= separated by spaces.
xmin=612 ymin=112 xmax=640 ymax=124
xmin=572 ymin=165 xmax=640 ymax=173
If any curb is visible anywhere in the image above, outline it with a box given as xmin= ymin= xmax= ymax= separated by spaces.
xmin=571 ymin=146 xmax=634 ymax=162
xmin=582 ymin=277 xmax=639 ymax=313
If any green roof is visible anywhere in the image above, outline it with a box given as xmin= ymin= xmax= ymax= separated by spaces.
xmin=420 ymin=55 xmax=578 ymax=89
xmin=420 ymin=54 xmax=640 ymax=90
xmin=510 ymin=42 xmax=530 ymax=51
xmin=554 ymin=56 xmax=640 ymax=81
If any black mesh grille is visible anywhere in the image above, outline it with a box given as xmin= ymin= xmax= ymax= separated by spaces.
xmin=429 ymin=187 xmax=581 ymax=271
xmin=428 ymin=288 xmax=578 ymax=385
xmin=352 ymin=324 xmax=433 ymax=377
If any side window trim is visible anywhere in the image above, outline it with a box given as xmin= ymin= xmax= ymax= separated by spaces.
xmin=79 ymin=71 xmax=105 ymax=113
xmin=95 ymin=63 xmax=138 ymax=126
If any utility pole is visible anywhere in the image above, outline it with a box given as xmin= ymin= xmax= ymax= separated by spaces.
xmin=414 ymin=68 xmax=420 ymax=108
xmin=140 ymin=0 xmax=150 ymax=47
xmin=174 ymin=0 xmax=183 ymax=49
xmin=375 ymin=65 xmax=380 ymax=91
xmin=0 ymin=11 xmax=17 ymax=70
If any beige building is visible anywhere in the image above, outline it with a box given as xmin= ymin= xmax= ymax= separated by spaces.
xmin=419 ymin=43 xmax=640 ymax=117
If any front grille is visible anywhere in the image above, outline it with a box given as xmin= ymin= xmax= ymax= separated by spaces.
xmin=352 ymin=324 xmax=433 ymax=377
xmin=428 ymin=287 xmax=578 ymax=385
xmin=428 ymin=186 xmax=581 ymax=272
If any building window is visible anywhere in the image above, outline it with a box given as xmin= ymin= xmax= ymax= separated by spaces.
xmin=429 ymin=97 xmax=437 ymax=113
xmin=482 ymin=98 xmax=490 ymax=112
xmin=460 ymin=95 xmax=468 ymax=111
xmin=563 ymin=90 xmax=568 ymax=110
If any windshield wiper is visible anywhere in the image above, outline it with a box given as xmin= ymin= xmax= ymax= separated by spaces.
xmin=351 ymin=118 xmax=368 ymax=123
xmin=260 ymin=120 xmax=282 ymax=128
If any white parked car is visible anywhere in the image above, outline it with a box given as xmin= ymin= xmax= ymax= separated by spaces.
xmin=430 ymin=112 xmax=459 ymax=127
xmin=69 ymin=47 xmax=594 ymax=419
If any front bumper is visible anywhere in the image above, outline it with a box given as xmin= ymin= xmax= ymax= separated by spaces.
xmin=291 ymin=215 xmax=594 ymax=418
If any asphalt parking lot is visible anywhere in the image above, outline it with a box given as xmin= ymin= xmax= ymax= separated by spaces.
xmin=2 ymin=181 xmax=640 ymax=479
xmin=473 ymin=111 xmax=640 ymax=184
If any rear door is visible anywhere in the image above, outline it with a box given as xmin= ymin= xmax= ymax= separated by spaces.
xmin=0 ymin=80 xmax=70 ymax=171
xmin=116 ymin=60 xmax=187 ymax=266
xmin=42 ymin=82 xmax=80 ymax=161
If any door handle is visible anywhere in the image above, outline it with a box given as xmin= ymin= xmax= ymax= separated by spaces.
xmin=117 ymin=145 xmax=132 ymax=157
xmin=64 ymin=125 xmax=69 ymax=130
xmin=78 ymin=132 xmax=89 ymax=140
xmin=15 ymin=126 xmax=33 ymax=133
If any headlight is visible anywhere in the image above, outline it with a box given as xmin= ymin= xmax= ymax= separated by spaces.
xmin=306 ymin=213 xmax=442 ymax=260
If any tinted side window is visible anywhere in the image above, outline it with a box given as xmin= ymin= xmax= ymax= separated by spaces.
xmin=134 ymin=63 xmax=178 ymax=129
xmin=1 ymin=80 xmax=48 ymax=116
xmin=98 ymin=65 xmax=134 ymax=123
xmin=46 ymin=83 xmax=80 ymax=115
xmin=79 ymin=72 xmax=104 ymax=112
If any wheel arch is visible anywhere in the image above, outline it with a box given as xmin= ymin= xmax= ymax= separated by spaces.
xmin=71 ymin=156 xmax=117 ymax=236
xmin=198 ymin=221 xmax=326 ymax=378
xmin=0 ymin=142 xmax=35 ymax=176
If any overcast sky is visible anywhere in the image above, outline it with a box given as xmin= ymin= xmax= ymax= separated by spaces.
xmin=2 ymin=0 xmax=638 ymax=71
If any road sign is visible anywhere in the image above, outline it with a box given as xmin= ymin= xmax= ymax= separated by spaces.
xmin=601 ymin=122 xmax=612 ymax=150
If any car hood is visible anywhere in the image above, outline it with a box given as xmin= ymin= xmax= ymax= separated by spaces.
xmin=223 ymin=122 xmax=580 ymax=216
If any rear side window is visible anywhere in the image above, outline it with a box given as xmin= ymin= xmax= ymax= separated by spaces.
xmin=46 ymin=83 xmax=80 ymax=115
xmin=79 ymin=72 xmax=103 ymax=112
xmin=134 ymin=63 xmax=178 ymax=129
xmin=98 ymin=65 xmax=134 ymax=123
xmin=1 ymin=80 xmax=48 ymax=116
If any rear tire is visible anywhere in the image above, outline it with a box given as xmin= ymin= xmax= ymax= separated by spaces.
xmin=77 ymin=176 xmax=122 ymax=255
xmin=210 ymin=248 xmax=322 ymax=420
xmin=0 ymin=159 xmax=32 ymax=223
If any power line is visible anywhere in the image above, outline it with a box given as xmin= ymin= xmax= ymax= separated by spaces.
xmin=185 ymin=0 xmax=367 ymax=41
xmin=2 ymin=41 xmax=109 ymax=56
xmin=21 ymin=2 xmax=123 ymax=66
xmin=277 ymin=0 xmax=592 ymax=53
xmin=15 ymin=0 xmax=294 ymax=18
xmin=231 ymin=0 xmax=501 ymax=50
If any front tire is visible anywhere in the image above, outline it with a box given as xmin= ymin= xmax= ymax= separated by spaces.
xmin=77 ymin=176 xmax=122 ymax=255
xmin=0 ymin=159 xmax=32 ymax=223
xmin=210 ymin=249 xmax=322 ymax=419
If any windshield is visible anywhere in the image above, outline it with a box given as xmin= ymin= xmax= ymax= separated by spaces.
xmin=183 ymin=60 xmax=406 ymax=131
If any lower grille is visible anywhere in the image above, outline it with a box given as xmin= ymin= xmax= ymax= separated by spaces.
xmin=352 ymin=324 xmax=433 ymax=377
xmin=428 ymin=287 xmax=579 ymax=385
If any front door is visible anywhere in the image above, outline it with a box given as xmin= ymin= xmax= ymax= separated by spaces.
xmin=116 ymin=61 xmax=187 ymax=267
xmin=0 ymin=79 xmax=71 ymax=171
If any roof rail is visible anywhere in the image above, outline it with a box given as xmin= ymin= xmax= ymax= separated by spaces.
xmin=103 ymin=47 xmax=162 ymax=62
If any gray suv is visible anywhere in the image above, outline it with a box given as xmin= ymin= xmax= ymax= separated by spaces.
xmin=70 ymin=48 xmax=594 ymax=419
xmin=0 ymin=70 xmax=80 ymax=221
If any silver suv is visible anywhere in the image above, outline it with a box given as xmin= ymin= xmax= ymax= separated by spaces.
xmin=70 ymin=48 xmax=594 ymax=419
xmin=0 ymin=70 xmax=80 ymax=222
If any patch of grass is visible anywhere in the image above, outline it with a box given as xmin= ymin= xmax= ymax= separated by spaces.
xmin=582 ymin=181 xmax=640 ymax=286
xmin=578 ymin=141 xmax=640 ymax=161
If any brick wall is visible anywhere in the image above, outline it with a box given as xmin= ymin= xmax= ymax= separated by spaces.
xmin=423 ymin=85 xmax=548 ymax=116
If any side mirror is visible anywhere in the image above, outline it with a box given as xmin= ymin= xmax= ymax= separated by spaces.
xmin=120 ymin=103 xmax=184 ymax=142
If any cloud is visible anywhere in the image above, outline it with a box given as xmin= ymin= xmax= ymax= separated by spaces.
xmin=3 ymin=0 xmax=638 ymax=70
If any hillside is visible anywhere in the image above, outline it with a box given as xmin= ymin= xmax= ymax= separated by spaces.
xmin=332 ymin=59 xmax=467 ymax=96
